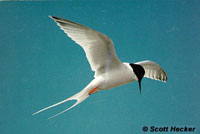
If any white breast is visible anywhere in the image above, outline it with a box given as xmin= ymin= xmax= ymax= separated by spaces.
xmin=97 ymin=63 xmax=137 ymax=90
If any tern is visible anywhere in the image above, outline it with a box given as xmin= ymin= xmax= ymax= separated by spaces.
xmin=33 ymin=16 xmax=168 ymax=119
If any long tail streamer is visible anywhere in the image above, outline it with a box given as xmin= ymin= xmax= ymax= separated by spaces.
xmin=32 ymin=89 xmax=89 ymax=119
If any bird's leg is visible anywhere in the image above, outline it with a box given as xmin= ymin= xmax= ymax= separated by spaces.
xmin=89 ymin=87 xmax=98 ymax=95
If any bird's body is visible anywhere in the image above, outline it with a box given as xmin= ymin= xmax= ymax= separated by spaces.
xmin=33 ymin=16 xmax=168 ymax=119
xmin=94 ymin=63 xmax=136 ymax=90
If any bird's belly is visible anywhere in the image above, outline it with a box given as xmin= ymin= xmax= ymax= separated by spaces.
xmin=102 ymin=78 xmax=134 ymax=90
xmin=98 ymin=70 xmax=136 ymax=90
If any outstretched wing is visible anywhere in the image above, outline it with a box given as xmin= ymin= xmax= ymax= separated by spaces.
xmin=50 ymin=16 xmax=121 ymax=77
xmin=135 ymin=60 xmax=168 ymax=82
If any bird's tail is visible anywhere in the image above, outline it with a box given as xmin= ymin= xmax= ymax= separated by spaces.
xmin=32 ymin=88 xmax=90 ymax=119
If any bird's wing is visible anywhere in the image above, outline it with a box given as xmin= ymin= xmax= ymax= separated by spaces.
xmin=135 ymin=60 xmax=168 ymax=82
xmin=50 ymin=16 xmax=121 ymax=76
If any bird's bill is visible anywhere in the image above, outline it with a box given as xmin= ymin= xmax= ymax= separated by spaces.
xmin=138 ymin=79 xmax=142 ymax=94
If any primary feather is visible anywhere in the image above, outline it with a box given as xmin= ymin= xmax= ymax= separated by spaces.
xmin=50 ymin=16 xmax=121 ymax=77
xmin=135 ymin=60 xmax=168 ymax=82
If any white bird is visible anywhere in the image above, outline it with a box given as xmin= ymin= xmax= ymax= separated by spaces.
xmin=33 ymin=16 xmax=168 ymax=119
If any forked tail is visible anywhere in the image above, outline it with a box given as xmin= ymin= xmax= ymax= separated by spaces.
xmin=32 ymin=88 xmax=89 ymax=119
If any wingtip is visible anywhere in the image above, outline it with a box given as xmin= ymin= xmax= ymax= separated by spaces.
xmin=49 ymin=15 xmax=62 ymax=20
xmin=49 ymin=16 xmax=60 ymax=21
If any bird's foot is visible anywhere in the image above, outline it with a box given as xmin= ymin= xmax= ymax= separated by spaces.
xmin=89 ymin=87 xmax=98 ymax=95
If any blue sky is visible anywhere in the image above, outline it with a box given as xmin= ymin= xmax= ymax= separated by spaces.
xmin=0 ymin=1 xmax=200 ymax=134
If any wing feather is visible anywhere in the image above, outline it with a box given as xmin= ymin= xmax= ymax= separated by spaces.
xmin=135 ymin=60 xmax=168 ymax=82
xmin=50 ymin=16 xmax=121 ymax=76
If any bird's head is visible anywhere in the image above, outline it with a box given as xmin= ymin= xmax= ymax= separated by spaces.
xmin=129 ymin=63 xmax=145 ymax=94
